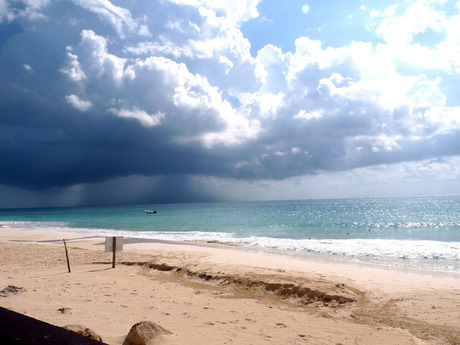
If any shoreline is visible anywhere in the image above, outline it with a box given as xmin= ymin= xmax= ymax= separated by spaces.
xmin=4 ymin=226 xmax=459 ymax=280
xmin=1 ymin=227 xmax=459 ymax=344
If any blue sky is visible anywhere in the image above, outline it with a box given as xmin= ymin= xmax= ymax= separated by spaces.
xmin=0 ymin=0 xmax=459 ymax=208
xmin=242 ymin=0 xmax=380 ymax=53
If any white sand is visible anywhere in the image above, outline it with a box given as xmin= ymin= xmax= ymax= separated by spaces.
xmin=0 ymin=227 xmax=459 ymax=345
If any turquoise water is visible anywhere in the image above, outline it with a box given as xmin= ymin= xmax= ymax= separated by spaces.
xmin=1 ymin=196 xmax=459 ymax=273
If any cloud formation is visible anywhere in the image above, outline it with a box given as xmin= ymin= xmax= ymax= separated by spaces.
xmin=0 ymin=0 xmax=459 ymax=207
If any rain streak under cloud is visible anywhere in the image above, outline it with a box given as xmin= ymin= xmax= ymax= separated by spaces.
xmin=0 ymin=0 xmax=459 ymax=208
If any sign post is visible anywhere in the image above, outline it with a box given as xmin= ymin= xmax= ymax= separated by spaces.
xmin=105 ymin=236 xmax=123 ymax=268
xmin=112 ymin=237 xmax=116 ymax=268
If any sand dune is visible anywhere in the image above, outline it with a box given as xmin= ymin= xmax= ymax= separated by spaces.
xmin=0 ymin=228 xmax=459 ymax=345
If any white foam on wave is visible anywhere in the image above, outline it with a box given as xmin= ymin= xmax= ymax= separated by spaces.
xmin=2 ymin=221 xmax=459 ymax=272
xmin=88 ymin=229 xmax=236 ymax=242
xmin=230 ymin=237 xmax=460 ymax=272
xmin=0 ymin=221 xmax=70 ymax=231
xmin=233 ymin=237 xmax=460 ymax=261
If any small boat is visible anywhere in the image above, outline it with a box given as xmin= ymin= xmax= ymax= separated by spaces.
xmin=145 ymin=210 xmax=156 ymax=214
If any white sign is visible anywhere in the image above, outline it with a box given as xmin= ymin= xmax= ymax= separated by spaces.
xmin=105 ymin=236 xmax=124 ymax=252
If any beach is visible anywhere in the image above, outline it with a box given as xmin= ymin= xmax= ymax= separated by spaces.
xmin=0 ymin=227 xmax=459 ymax=345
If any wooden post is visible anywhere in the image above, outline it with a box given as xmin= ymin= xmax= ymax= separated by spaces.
xmin=112 ymin=236 xmax=116 ymax=268
xmin=63 ymin=239 xmax=71 ymax=273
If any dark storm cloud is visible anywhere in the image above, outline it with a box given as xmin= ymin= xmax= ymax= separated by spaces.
xmin=0 ymin=0 xmax=459 ymax=207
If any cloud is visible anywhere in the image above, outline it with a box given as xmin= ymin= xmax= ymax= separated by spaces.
xmin=60 ymin=48 xmax=87 ymax=82
xmin=122 ymin=4 xmax=261 ymax=94
xmin=301 ymin=4 xmax=310 ymax=14
xmin=2 ymin=155 xmax=460 ymax=208
xmin=108 ymin=107 xmax=165 ymax=127
xmin=66 ymin=94 xmax=92 ymax=111
xmin=75 ymin=29 xmax=126 ymax=81
xmin=0 ymin=0 xmax=50 ymax=23
xmin=0 ymin=0 xmax=459 ymax=207
xmin=294 ymin=109 xmax=323 ymax=121
xmin=368 ymin=0 xmax=460 ymax=73
xmin=61 ymin=29 xmax=260 ymax=146
xmin=167 ymin=0 xmax=262 ymax=25
xmin=72 ymin=0 xmax=150 ymax=37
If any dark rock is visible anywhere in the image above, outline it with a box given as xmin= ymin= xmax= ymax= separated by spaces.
xmin=0 ymin=285 xmax=26 ymax=297
xmin=58 ymin=307 xmax=73 ymax=314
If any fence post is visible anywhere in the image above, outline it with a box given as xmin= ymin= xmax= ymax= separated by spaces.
xmin=63 ymin=239 xmax=71 ymax=273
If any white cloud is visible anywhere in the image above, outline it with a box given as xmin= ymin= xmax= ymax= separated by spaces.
xmin=66 ymin=94 xmax=93 ymax=111
xmin=373 ymin=2 xmax=444 ymax=45
xmin=122 ymin=3 xmax=259 ymax=98
xmin=372 ymin=134 xmax=402 ymax=152
xmin=424 ymin=106 xmax=460 ymax=135
xmin=294 ymin=109 xmax=323 ymax=121
xmin=368 ymin=0 xmax=460 ymax=73
xmin=60 ymin=1 xmax=459 ymax=161
xmin=108 ymin=107 xmax=165 ymax=127
xmin=76 ymin=30 xmax=126 ymax=81
xmin=166 ymin=0 xmax=262 ymax=25
xmin=60 ymin=48 xmax=87 ymax=82
xmin=72 ymin=0 xmax=150 ymax=37
xmin=291 ymin=146 xmax=302 ymax=154
xmin=219 ymin=55 xmax=234 ymax=74
xmin=0 ymin=0 xmax=14 ymax=22
xmin=124 ymin=40 xmax=195 ymax=59
xmin=63 ymin=30 xmax=260 ymax=146
xmin=244 ymin=92 xmax=284 ymax=118
xmin=0 ymin=0 xmax=50 ymax=22
xmin=301 ymin=4 xmax=310 ymax=14
xmin=189 ymin=7 xmax=254 ymax=62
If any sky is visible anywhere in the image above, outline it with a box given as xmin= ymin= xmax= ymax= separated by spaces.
xmin=0 ymin=0 xmax=460 ymax=208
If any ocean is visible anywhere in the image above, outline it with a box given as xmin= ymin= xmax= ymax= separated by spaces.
xmin=1 ymin=196 xmax=459 ymax=274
